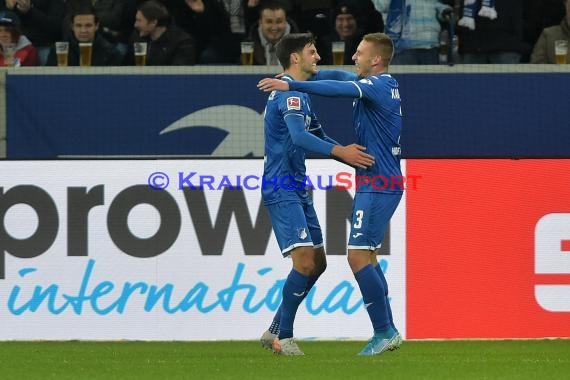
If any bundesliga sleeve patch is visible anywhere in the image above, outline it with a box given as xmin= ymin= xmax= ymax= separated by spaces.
xmin=287 ymin=96 xmax=301 ymax=110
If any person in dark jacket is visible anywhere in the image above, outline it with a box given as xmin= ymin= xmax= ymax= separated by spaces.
xmin=128 ymin=0 xmax=195 ymax=65
xmin=64 ymin=0 xmax=134 ymax=56
xmin=324 ymin=2 xmax=365 ymax=65
xmin=457 ymin=0 xmax=525 ymax=63
xmin=46 ymin=4 xmax=124 ymax=66
xmin=247 ymin=1 xmax=299 ymax=65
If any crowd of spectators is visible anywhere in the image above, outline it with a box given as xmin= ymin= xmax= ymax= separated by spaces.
xmin=0 ymin=0 xmax=567 ymax=66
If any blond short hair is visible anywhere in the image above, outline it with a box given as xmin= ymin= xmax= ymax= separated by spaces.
xmin=363 ymin=32 xmax=394 ymax=67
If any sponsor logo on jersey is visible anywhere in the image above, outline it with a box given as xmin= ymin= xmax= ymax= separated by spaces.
xmin=287 ymin=96 xmax=301 ymax=110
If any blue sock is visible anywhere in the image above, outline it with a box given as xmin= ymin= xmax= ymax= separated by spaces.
xmin=268 ymin=311 xmax=280 ymax=334
xmin=269 ymin=274 xmax=319 ymax=335
xmin=278 ymin=269 xmax=310 ymax=340
xmin=374 ymin=263 xmax=396 ymax=331
xmin=354 ymin=264 xmax=391 ymax=333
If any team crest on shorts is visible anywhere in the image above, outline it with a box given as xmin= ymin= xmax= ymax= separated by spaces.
xmin=298 ymin=228 xmax=308 ymax=240
xmin=287 ymin=97 xmax=301 ymax=110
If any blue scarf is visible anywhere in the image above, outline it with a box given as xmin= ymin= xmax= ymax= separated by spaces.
xmin=458 ymin=0 xmax=497 ymax=30
xmin=385 ymin=0 xmax=404 ymax=41
xmin=385 ymin=0 xmax=411 ymax=52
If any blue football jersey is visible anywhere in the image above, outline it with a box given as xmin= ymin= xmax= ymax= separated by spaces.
xmin=262 ymin=76 xmax=326 ymax=204
xmin=351 ymin=74 xmax=403 ymax=193
xmin=296 ymin=71 xmax=403 ymax=194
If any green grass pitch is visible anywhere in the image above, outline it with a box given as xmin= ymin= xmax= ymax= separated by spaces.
xmin=1 ymin=340 xmax=569 ymax=379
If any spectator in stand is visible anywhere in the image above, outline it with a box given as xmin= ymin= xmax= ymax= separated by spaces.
xmin=306 ymin=0 xmax=382 ymax=65
xmin=457 ymin=0 xmax=525 ymax=64
xmin=0 ymin=0 xmax=65 ymax=66
xmin=167 ymin=0 xmax=236 ymax=64
xmin=385 ymin=0 xmax=452 ymax=65
xmin=326 ymin=1 xmax=365 ymax=65
xmin=64 ymin=0 xmax=134 ymax=57
xmin=0 ymin=10 xmax=38 ymax=66
xmin=46 ymin=4 xmax=124 ymax=66
xmin=248 ymin=1 xmax=299 ymax=65
xmin=127 ymin=0 xmax=196 ymax=65
xmin=530 ymin=0 xmax=570 ymax=63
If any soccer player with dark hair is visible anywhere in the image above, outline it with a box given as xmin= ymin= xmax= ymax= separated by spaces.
xmin=259 ymin=33 xmax=375 ymax=356
xmin=258 ymin=32 xmax=403 ymax=356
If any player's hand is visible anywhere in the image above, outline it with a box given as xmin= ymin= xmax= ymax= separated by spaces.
xmin=331 ymin=144 xmax=375 ymax=169
xmin=257 ymin=78 xmax=289 ymax=92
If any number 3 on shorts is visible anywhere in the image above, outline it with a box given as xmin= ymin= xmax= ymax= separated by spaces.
xmin=353 ymin=210 xmax=364 ymax=229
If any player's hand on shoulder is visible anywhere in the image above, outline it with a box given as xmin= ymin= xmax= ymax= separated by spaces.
xmin=258 ymin=78 xmax=289 ymax=92
xmin=331 ymin=144 xmax=375 ymax=169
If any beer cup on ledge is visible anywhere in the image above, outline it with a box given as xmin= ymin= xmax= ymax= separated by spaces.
xmin=134 ymin=42 xmax=148 ymax=66
xmin=55 ymin=41 xmax=69 ymax=67
xmin=332 ymin=41 xmax=345 ymax=66
xmin=79 ymin=42 xmax=92 ymax=66
xmin=240 ymin=41 xmax=254 ymax=66
xmin=554 ymin=40 xmax=568 ymax=64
